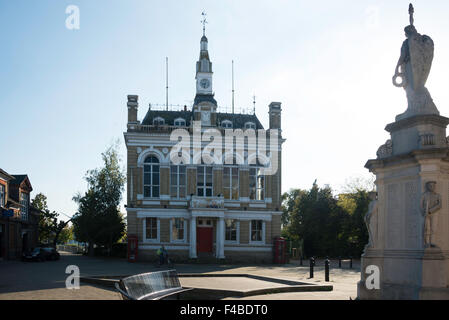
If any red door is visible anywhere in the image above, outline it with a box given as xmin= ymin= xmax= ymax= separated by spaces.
xmin=197 ymin=227 xmax=213 ymax=253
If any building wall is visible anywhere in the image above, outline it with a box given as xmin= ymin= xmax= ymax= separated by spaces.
xmin=124 ymin=103 xmax=284 ymax=263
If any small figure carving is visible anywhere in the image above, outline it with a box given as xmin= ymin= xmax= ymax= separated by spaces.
xmin=376 ymin=140 xmax=393 ymax=159
xmin=364 ymin=191 xmax=378 ymax=250
xmin=421 ymin=181 xmax=441 ymax=248
xmin=393 ymin=4 xmax=438 ymax=120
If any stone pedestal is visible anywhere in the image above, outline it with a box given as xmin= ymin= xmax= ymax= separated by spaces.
xmin=358 ymin=114 xmax=449 ymax=299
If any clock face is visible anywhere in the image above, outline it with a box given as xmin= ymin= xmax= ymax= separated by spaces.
xmin=200 ymin=78 xmax=210 ymax=89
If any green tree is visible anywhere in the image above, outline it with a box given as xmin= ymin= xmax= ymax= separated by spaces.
xmin=72 ymin=144 xmax=126 ymax=256
xmin=58 ymin=225 xmax=74 ymax=244
xmin=282 ymin=180 xmax=372 ymax=258
xmin=32 ymin=193 xmax=71 ymax=246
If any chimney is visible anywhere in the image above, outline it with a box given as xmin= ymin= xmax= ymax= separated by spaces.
xmin=269 ymin=102 xmax=282 ymax=129
xmin=127 ymin=95 xmax=138 ymax=124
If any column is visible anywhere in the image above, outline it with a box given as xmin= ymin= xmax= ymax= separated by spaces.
xmin=217 ymin=217 xmax=225 ymax=259
xmin=189 ymin=218 xmax=197 ymax=259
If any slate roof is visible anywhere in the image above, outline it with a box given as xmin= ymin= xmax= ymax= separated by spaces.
xmin=216 ymin=113 xmax=264 ymax=130
xmin=9 ymin=175 xmax=27 ymax=186
xmin=194 ymin=94 xmax=217 ymax=106
xmin=142 ymin=110 xmax=194 ymax=126
xmin=141 ymin=108 xmax=264 ymax=129
xmin=0 ymin=168 xmax=14 ymax=180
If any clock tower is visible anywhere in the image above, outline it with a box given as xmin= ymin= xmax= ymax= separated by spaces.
xmin=196 ymin=35 xmax=213 ymax=95
xmin=193 ymin=21 xmax=217 ymax=127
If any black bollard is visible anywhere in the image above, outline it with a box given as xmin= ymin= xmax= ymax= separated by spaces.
xmin=309 ymin=257 xmax=315 ymax=278
xmin=325 ymin=257 xmax=330 ymax=282
xmin=338 ymin=257 xmax=341 ymax=268
xmin=350 ymin=256 xmax=353 ymax=269
xmin=300 ymin=255 xmax=303 ymax=266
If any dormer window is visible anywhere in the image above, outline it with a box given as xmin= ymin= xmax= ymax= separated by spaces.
xmin=245 ymin=122 xmax=256 ymax=130
xmin=221 ymin=120 xmax=233 ymax=129
xmin=153 ymin=117 xmax=165 ymax=126
xmin=174 ymin=118 xmax=186 ymax=127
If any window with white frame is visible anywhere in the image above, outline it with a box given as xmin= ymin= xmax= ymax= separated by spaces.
xmin=249 ymin=167 xmax=264 ymax=200
xmin=143 ymin=156 xmax=160 ymax=198
xmin=145 ymin=217 xmax=158 ymax=240
xmin=225 ymin=219 xmax=238 ymax=242
xmin=223 ymin=166 xmax=239 ymax=200
xmin=245 ymin=122 xmax=256 ymax=129
xmin=174 ymin=118 xmax=186 ymax=126
xmin=197 ymin=166 xmax=213 ymax=197
xmin=20 ymin=192 xmax=29 ymax=220
xmin=153 ymin=117 xmax=165 ymax=126
xmin=171 ymin=218 xmax=185 ymax=242
xmin=250 ymin=220 xmax=264 ymax=242
xmin=170 ymin=165 xmax=186 ymax=198
xmin=221 ymin=120 xmax=233 ymax=129
xmin=0 ymin=184 xmax=5 ymax=208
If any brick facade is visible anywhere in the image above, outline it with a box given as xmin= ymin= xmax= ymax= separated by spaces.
xmin=123 ymin=31 xmax=284 ymax=263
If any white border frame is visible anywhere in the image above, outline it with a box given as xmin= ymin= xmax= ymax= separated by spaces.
xmin=224 ymin=219 xmax=240 ymax=244
xmin=249 ymin=220 xmax=265 ymax=245
xmin=142 ymin=217 xmax=160 ymax=243
xmin=170 ymin=218 xmax=187 ymax=243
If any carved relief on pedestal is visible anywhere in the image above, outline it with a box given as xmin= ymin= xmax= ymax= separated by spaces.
xmin=377 ymin=140 xmax=393 ymax=159
xmin=364 ymin=192 xmax=378 ymax=251
xmin=419 ymin=133 xmax=435 ymax=147
xmin=404 ymin=181 xmax=419 ymax=248
xmin=387 ymin=183 xmax=401 ymax=249
xmin=421 ymin=181 xmax=441 ymax=248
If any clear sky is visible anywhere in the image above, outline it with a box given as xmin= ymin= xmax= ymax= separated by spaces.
xmin=2 ymin=0 xmax=449 ymax=220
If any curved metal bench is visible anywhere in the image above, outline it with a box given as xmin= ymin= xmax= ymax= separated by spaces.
xmin=115 ymin=269 xmax=192 ymax=300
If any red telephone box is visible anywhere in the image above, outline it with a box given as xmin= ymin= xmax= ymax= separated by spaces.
xmin=127 ymin=235 xmax=138 ymax=262
xmin=273 ymin=237 xmax=286 ymax=264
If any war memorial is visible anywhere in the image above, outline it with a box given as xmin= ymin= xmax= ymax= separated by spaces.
xmin=358 ymin=4 xmax=449 ymax=299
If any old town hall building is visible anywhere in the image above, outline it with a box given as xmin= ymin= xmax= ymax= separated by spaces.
xmin=124 ymin=29 xmax=284 ymax=263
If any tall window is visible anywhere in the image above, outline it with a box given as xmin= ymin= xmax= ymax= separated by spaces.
xmin=0 ymin=184 xmax=5 ymax=208
xmin=197 ymin=166 xmax=213 ymax=197
xmin=144 ymin=156 xmax=160 ymax=198
xmin=171 ymin=218 xmax=185 ymax=241
xmin=145 ymin=218 xmax=158 ymax=240
xmin=223 ymin=167 xmax=239 ymax=200
xmin=251 ymin=220 xmax=263 ymax=242
xmin=225 ymin=219 xmax=238 ymax=242
xmin=249 ymin=167 xmax=264 ymax=200
xmin=20 ymin=192 xmax=29 ymax=220
xmin=170 ymin=165 xmax=186 ymax=198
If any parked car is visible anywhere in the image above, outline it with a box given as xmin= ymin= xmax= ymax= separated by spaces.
xmin=22 ymin=247 xmax=46 ymax=262
xmin=22 ymin=247 xmax=60 ymax=262
xmin=42 ymin=247 xmax=60 ymax=261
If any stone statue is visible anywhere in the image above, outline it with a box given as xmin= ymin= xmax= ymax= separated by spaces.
xmin=392 ymin=4 xmax=438 ymax=120
xmin=421 ymin=181 xmax=441 ymax=248
xmin=364 ymin=191 xmax=378 ymax=250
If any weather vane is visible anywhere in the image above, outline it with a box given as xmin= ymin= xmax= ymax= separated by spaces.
xmin=201 ymin=11 xmax=208 ymax=36
xmin=409 ymin=3 xmax=414 ymax=26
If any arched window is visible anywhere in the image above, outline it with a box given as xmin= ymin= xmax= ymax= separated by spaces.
xmin=143 ymin=156 xmax=160 ymax=198
xmin=174 ymin=118 xmax=186 ymax=127
xmin=153 ymin=117 xmax=165 ymax=126
xmin=244 ymin=122 xmax=256 ymax=130
xmin=221 ymin=120 xmax=233 ymax=129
